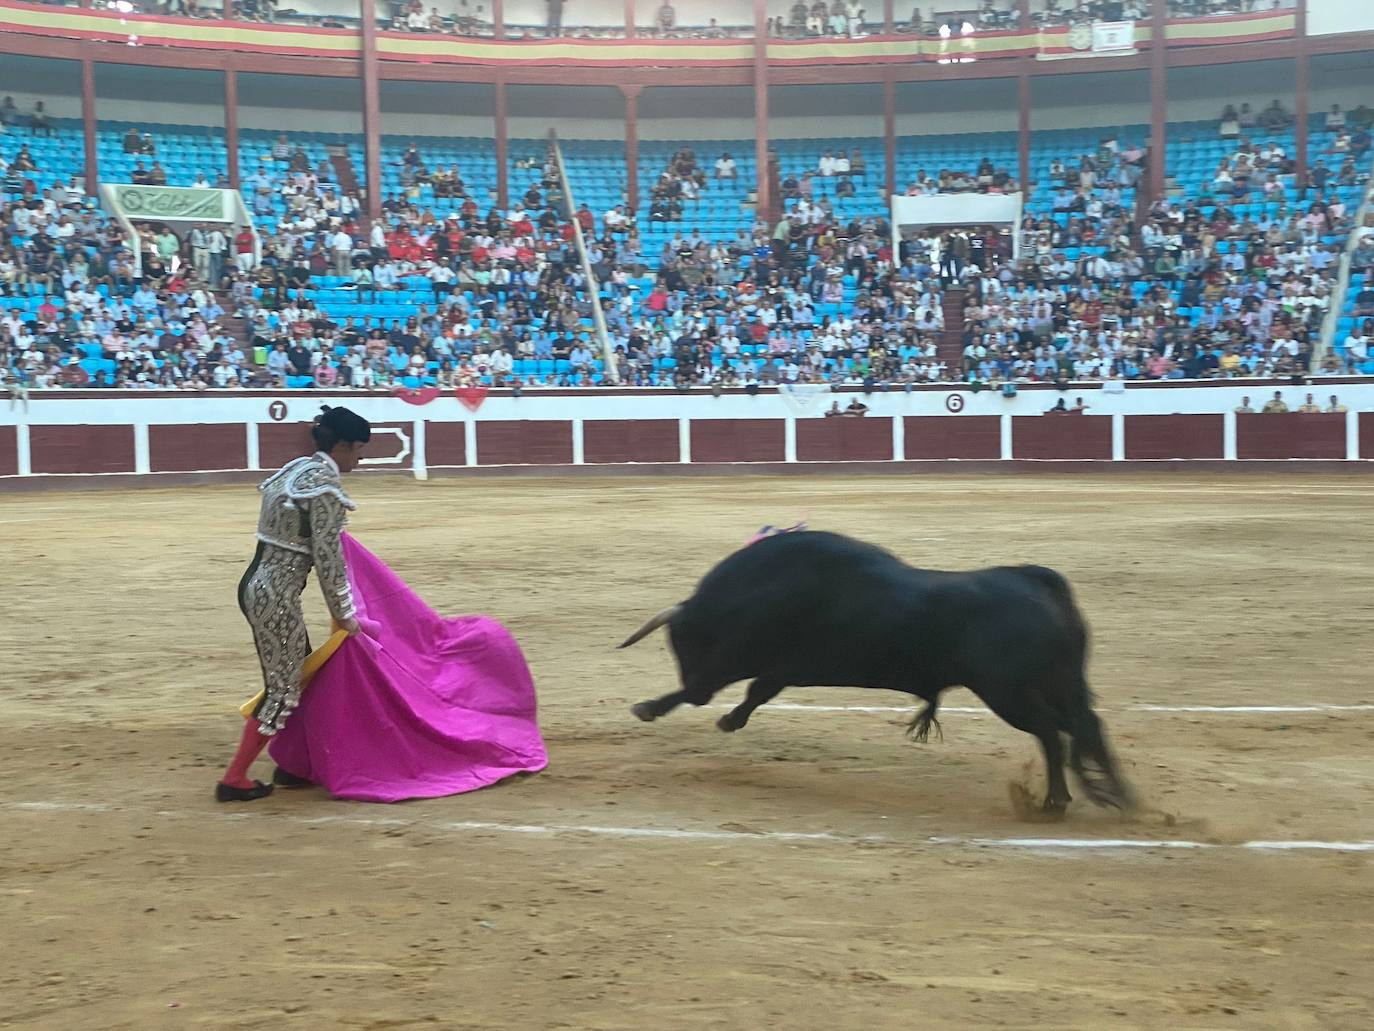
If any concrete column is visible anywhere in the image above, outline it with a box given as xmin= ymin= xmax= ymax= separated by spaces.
xmin=412 ymin=419 xmax=429 ymax=480
xmin=360 ymin=0 xmax=383 ymax=220
xmin=133 ymin=424 xmax=150 ymax=475
xmin=1222 ymin=410 xmax=1238 ymax=461
xmin=571 ymin=418 xmax=585 ymax=465
xmin=81 ymin=59 xmax=98 ymax=197
xmin=1148 ymin=0 xmax=1167 ymax=199
xmin=883 ymin=76 xmax=896 ymax=200
xmin=622 ymin=85 xmax=641 ymax=212
xmin=1017 ymin=74 xmax=1031 ymax=194
xmin=224 ymin=68 xmax=240 ymax=191
xmin=494 ymin=78 xmax=509 ymax=210
xmin=752 ymin=0 xmax=770 ymax=219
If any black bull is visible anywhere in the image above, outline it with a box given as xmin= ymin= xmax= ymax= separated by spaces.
xmin=620 ymin=531 xmax=1132 ymax=812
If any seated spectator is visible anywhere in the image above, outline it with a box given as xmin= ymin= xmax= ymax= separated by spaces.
xmin=1219 ymin=106 xmax=1240 ymax=140
xmin=1259 ymin=98 xmax=1293 ymax=130
xmin=29 ymin=101 xmax=51 ymax=136
xmin=1326 ymin=104 xmax=1346 ymax=132
xmin=715 ymin=152 xmax=736 ymax=179
xmin=1261 ymin=391 xmax=1289 ymax=414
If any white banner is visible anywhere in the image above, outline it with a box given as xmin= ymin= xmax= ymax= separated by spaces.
xmin=890 ymin=193 xmax=1024 ymax=261
xmin=1093 ymin=21 xmax=1136 ymax=52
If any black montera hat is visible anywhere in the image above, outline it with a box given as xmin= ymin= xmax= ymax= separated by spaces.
xmin=316 ymin=405 xmax=371 ymax=443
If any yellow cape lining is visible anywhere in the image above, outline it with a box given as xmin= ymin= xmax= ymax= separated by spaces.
xmin=238 ymin=623 xmax=351 ymax=718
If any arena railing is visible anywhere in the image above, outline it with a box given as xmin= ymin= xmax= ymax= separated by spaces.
xmin=1315 ymin=150 xmax=1374 ymax=372
xmin=547 ymin=128 xmax=619 ymax=384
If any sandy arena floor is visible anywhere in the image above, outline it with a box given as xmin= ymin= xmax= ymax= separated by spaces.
xmin=2 ymin=473 xmax=1373 ymax=1030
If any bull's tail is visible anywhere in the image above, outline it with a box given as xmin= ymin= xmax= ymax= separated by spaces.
xmin=1017 ymin=564 xmax=1089 ymax=658
xmin=1067 ymin=680 xmax=1134 ymax=811
xmin=618 ymin=604 xmax=685 ymax=649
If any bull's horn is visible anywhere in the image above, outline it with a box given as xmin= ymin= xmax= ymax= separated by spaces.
xmin=618 ymin=604 xmax=684 ymax=649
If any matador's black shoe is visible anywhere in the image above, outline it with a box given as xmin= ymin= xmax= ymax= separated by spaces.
xmin=272 ymin=766 xmax=313 ymax=789
xmin=215 ymin=780 xmax=274 ymax=803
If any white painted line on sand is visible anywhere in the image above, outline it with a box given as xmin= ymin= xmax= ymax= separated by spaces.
xmin=732 ymin=702 xmax=1374 ymax=716
xmin=5 ymin=801 xmax=1372 ymax=855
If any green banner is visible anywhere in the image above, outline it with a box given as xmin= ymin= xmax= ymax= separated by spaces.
xmin=112 ymin=185 xmax=227 ymax=221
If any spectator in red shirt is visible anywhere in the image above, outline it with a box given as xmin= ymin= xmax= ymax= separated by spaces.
xmin=233 ymin=227 xmax=255 ymax=273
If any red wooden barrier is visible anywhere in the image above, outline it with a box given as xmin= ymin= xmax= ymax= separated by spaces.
xmin=690 ymin=419 xmax=786 ymax=463
xmin=425 ymin=421 xmax=468 ymax=466
xmin=584 ymin=419 xmax=680 ymax=464
xmin=0 ymin=426 xmax=17 ymax=477
xmin=150 ymin=424 xmax=247 ymax=472
xmin=1123 ymin=414 xmax=1224 ymax=460
xmin=1236 ymin=413 xmax=1345 ymax=459
xmin=477 ymin=420 xmax=573 ymax=465
xmin=796 ymin=417 xmax=893 ymax=462
xmin=1360 ymin=412 xmax=1374 ymax=460
xmin=1012 ymin=415 xmax=1112 ymax=460
xmin=257 ymin=422 xmax=314 ymax=469
xmin=904 ymin=416 xmax=1001 ymax=459
xmin=29 ymin=425 xmax=135 ymax=474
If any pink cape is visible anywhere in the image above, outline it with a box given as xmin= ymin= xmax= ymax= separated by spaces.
xmin=269 ymin=534 xmax=548 ymax=802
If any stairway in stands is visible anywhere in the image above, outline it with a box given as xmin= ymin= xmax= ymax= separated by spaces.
xmin=327 ymin=145 xmax=361 ymax=198
xmin=939 ymin=285 xmax=967 ymax=375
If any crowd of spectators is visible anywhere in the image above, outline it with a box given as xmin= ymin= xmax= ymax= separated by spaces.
xmin=5 ymin=91 xmax=1374 ymax=393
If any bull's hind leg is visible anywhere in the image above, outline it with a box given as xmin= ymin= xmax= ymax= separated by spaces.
xmin=717 ymin=677 xmax=784 ymax=733
xmin=979 ymin=688 xmax=1072 ymax=813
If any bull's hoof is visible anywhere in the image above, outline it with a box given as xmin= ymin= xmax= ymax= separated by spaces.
xmin=716 ymin=712 xmax=745 ymax=733
xmin=631 ymin=702 xmax=658 ymax=723
xmin=1041 ymin=795 xmax=1071 ymax=816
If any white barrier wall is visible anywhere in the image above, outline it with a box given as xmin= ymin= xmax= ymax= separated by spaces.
xmin=2 ymin=381 xmax=1372 ymax=482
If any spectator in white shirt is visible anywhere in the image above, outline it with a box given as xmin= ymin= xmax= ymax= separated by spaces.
xmin=329 ymin=227 xmax=354 ymax=277
xmin=715 ymin=153 xmax=736 ymax=180
xmin=818 ymin=151 xmax=838 ymax=176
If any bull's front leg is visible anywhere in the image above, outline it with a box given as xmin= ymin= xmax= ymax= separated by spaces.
xmin=717 ymin=677 xmax=784 ymax=733
xmin=631 ymin=690 xmax=692 ymax=723
xmin=632 ymin=676 xmax=724 ymax=723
